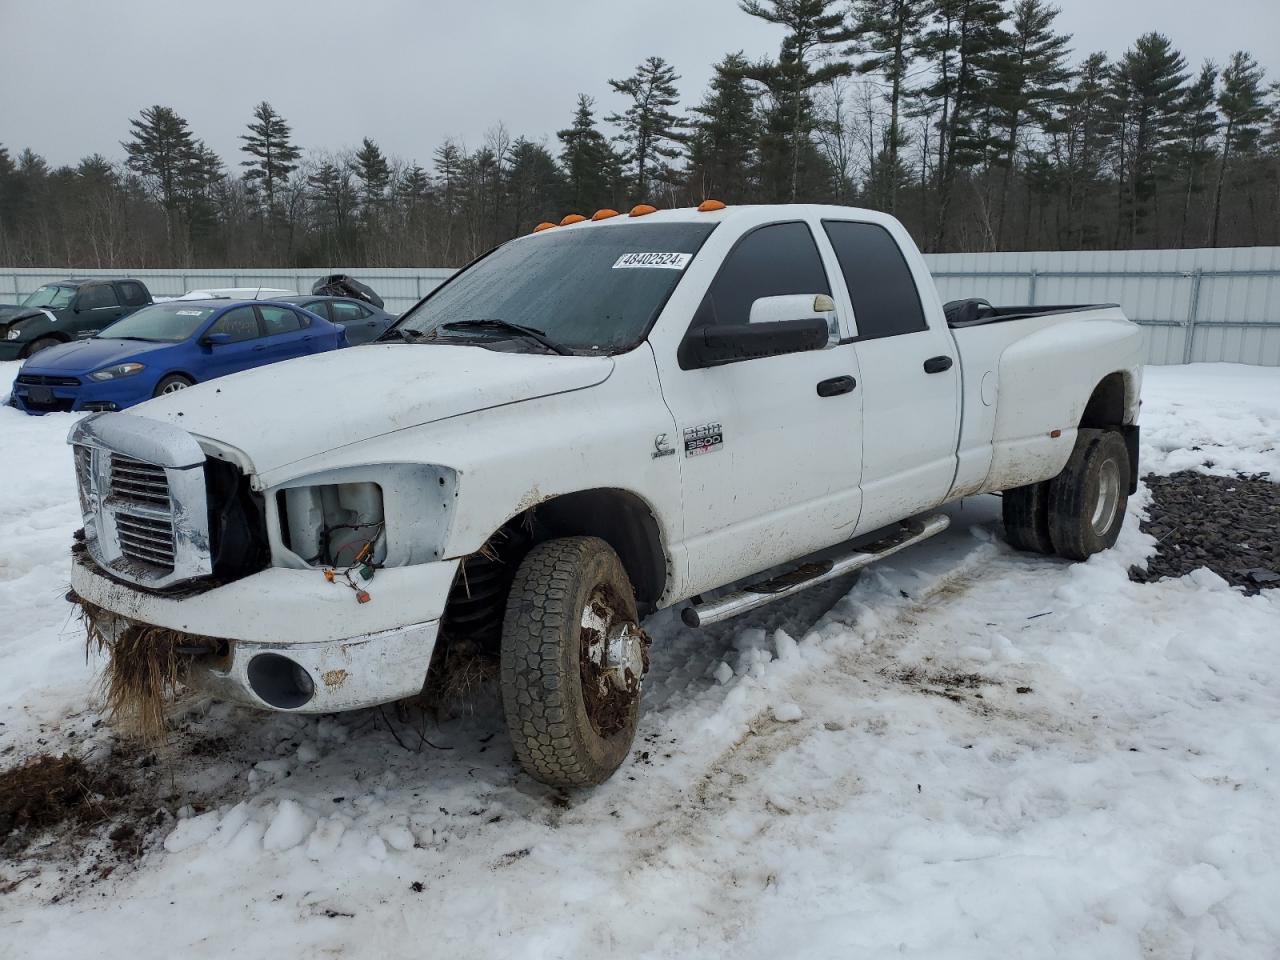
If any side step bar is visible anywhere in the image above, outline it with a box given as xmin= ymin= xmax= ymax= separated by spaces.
xmin=681 ymin=514 xmax=950 ymax=628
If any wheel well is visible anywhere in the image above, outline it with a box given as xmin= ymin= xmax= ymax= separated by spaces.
xmin=1079 ymin=372 xmax=1128 ymax=429
xmin=1080 ymin=371 xmax=1140 ymax=494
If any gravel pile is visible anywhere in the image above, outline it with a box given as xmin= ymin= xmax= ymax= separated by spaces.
xmin=1130 ymin=471 xmax=1279 ymax=595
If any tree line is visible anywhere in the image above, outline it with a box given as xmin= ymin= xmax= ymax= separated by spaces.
xmin=2 ymin=0 xmax=1278 ymax=270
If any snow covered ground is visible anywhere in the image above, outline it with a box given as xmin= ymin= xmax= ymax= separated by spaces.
xmin=1 ymin=361 xmax=1278 ymax=959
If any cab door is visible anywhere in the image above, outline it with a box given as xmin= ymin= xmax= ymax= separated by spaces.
xmin=73 ymin=282 xmax=125 ymax=338
xmin=657 ymin=220 xmax=864 ymax=596
xmin=822 ymin=219 xmax=961 ymax=533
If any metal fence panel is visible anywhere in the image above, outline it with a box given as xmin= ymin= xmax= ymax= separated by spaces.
xmin=3 ymin=246 xmax=1279 ymax=364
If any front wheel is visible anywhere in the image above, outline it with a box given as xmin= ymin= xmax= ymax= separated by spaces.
xmin=1047 ymin=428 xmax=1131 ymax=561
xmin=499 ymin=536 xmax=647 ymax=788
xmin=153 ymin=374 xmax=193 ymax=397
xmin=22 ymin=337 xmax=61 ymax=358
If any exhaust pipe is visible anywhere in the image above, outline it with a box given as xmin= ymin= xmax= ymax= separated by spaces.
xmin=682 ymin=514 xmax=950 ymax=628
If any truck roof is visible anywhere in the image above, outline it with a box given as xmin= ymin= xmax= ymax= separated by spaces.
xmin=520 ymin=202 xmax=899 ymax=235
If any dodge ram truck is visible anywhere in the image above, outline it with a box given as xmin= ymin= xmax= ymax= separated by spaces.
xmin=66 ymin=203 xmax=1143 ymax=788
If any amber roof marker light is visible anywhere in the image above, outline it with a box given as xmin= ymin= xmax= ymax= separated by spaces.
xmin=697 ymin=199 xmax=726 ymax=212
xmin=629 ymin=204 xmax=658 ymax=217
xmin=532 ymin=222 xmax=556 ymax=233
xmin=592 ymin=208 xmax=620 ymax=221
xmin=560 ymin=213 xmax=587 ymax=226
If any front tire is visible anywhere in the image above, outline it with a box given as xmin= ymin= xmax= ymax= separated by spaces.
xmin=153 ymin=374 xmax=193 ymax=397
xmin=1047 ymin=429 xmax=1131 ymax=561
xmin=22 ymin=337 xmax=61 ymax=358
xmin=499 ymin=536 xmax=646 ymax=788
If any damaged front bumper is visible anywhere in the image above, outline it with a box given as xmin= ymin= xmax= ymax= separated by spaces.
xmin=71 ymin=555 xmax=459 ymax=713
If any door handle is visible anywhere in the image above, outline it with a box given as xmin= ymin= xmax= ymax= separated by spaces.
xmin=816 ymin=375 xmax=856 ymax=397
xmin=252 ymin=344 xmax=267 ymax=351
xmin=923 ymin=355 xmax=953 ymax=374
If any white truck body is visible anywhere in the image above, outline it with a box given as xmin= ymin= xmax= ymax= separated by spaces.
xmin=67 ymin=204 xmax=1143 ymax=717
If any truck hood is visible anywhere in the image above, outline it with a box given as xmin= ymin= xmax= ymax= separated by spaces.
xmin=129 ymin=343 xmax=615 ymax=475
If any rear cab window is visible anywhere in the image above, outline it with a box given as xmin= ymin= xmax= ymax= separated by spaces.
xmin=117 ymin=281 xmax=150 ymax=307
xmin=822 ymin=220 xmax=926 ymax=340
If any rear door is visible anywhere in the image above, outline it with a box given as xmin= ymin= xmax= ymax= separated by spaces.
xmin=822 ymin=219 xmax=960 ymax=533
xmin=256 ymin=304 xmax=320 ymax=359
xmin=115 ymin=281 xmax=151 ymax=317
xmin=659 ymin=220 xmax=864 ymax=595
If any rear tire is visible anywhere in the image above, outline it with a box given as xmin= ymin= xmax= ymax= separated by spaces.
xmin=499 ymin=536 xmax=645 ymax=788
xmin=1047 ymin=429 xmax=1131 ymax=561
xmin=1001 ymin=481 xmax=1055 ymax=554
xmin=153 ymin=374 xmax=193 ymax=397
xmin=22 ymin=337 xmax=61 ymax=358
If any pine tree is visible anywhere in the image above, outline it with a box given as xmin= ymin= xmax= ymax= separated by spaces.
xmin=848 ymin=0 xmax=932 ymax=212
xmin=1173 ymin=62 xmax=1219 ymax=246
xmin=1056 ymin=51 xmax=1110 ymax=245
xmin=740 ymin=0 xmax=855 ymax=201
xmin=918 ymin=0 xmax=1009 ymax=248
xmin=606 ymin=56 xmax=685 ymax=203
xmin=506 ymin=137 xmax=563 ymax=234
xmin=239 ymin=102 xmax=301 ymax=219
xmin=123 ymin=105 xmax=197 ymax=212
xmin=990 ymin=0 xmax=1072 ymax=245
xmin=687 ymin=53 xmax=761 ymax=202
xmin=353 ymin=137 xmax=391 ymax=215
xmin=557 ymin=95 xmax=619 ymax=212
xmin=1108 ymin=33 xmax=1188 ymax=245
xmin=1209 ymin=51 xmax=1269 ymax=246
xmin=308 ymin=159 xmax=356 ymax=260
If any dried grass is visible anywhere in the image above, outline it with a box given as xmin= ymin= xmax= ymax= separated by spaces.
xmin=76 ymin=596 xmax=206 ymax=742
xmin=420 ymin=637 xmax=500 ymax=713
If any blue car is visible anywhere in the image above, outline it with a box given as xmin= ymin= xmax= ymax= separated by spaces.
xmin=9 ymin=299 xmax=347 ymax=414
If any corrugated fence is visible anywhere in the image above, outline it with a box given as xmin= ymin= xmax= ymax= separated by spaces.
xmin=3 ymin=246 xmax=1279 ymax=365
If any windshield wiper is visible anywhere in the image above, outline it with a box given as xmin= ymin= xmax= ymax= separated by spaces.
xmin=377 ymin=326 xmax=424 ymax=343
xmin=103 ymin=335 xmax=155 ymax=342
xmin=439 ymin=319 xmax=573 ymax=356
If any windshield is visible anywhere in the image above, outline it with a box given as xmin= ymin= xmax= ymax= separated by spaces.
xmin=394 ymin=221 xmax=717 ymax=352
xmin=96 ymin=302 xmax=218 ymax=342
xmin=22 ymin=285 xmax=77 ymax=309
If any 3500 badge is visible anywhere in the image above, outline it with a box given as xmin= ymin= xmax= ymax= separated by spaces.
xmin=683 ymin=422 xmax=723 ymax=457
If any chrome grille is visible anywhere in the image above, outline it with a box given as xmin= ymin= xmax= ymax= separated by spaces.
xmin=110 ymin=454 xmax=172 ymax=507
xmin=115 ymin=512 xmax=176 ymax=567
xmin=109 ymin=453 xmax=176 ymax=571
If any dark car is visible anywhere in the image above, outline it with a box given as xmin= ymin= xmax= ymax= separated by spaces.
xmin=9 ymin=298 xmax=346 ymax=414
xmin=279 ymin=295 xmax=396 ymax=345
xmin=0 ymin=278 xmax=154 ymax=360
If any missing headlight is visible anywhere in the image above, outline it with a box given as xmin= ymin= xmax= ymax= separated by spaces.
xmin=278 ymin=482 xmax=387 ymax=567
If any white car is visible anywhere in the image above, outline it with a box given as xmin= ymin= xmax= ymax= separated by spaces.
xmin=67 ymin=203 xmax=1143 ymax=787
xmin=177 ymin=287 xmax=298 ymax=300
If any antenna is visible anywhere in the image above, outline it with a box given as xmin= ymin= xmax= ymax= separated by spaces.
xmin=254 ymin=285 xmax=263 ymax=300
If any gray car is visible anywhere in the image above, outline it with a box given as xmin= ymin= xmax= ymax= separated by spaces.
xmin=279 ymin=296 xmax=396 ymax=346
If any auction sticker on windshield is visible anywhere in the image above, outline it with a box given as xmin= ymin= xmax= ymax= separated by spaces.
xmin=612 ymin=252 xmax=692 ymax=270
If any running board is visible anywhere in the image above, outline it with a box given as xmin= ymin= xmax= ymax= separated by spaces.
xmin=681 ymin=514 xmax=951 ymax=628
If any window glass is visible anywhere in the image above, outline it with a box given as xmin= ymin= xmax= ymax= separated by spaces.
xmin=22 ymin=285 xmax=77 ymax=309
xmin=78 ymin=284 xmax=119 ymax=310
xmin=207 ymin=306 xmax=260 ymax=343
xmin=259 ymin=305 xmax=303 ymax=335
xmin=822 ymin=221 xmax=927 ymax=339
xmin=332 ymin=301 xmax=370 ymax=323
xmin=118 ymin=281 xmax=149 ymax=307
xmin=302 ymin=300 xmax=332 ymax=322
xmin=700 ymin=222 xmax=829 ymax=327
xmin=97 ymin=302 xmax=218 ymax=342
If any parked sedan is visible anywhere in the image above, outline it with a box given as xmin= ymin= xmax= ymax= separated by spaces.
xmin=278 ymin=295 xmax=396 ymax=345
xmin=8 ymin=299 xmax=346 ymax=414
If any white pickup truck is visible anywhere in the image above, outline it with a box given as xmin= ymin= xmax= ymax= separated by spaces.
xmin=67 ymin=203 xmax=1143 ymax=787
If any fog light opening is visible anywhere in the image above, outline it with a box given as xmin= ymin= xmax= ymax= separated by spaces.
xmin=246 ymin=653 xmax=315 ymax=709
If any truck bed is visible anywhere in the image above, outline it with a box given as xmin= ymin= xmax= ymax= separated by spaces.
xmin=944 ymin=299 xmax=1121 ymax=328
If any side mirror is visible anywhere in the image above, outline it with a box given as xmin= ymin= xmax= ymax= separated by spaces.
xmin=679 ymin=318 xmax=830 ymax=370
xmin=749 ymin=293 xmax=839 ymax=345
xmin=200 ymin=332 xmax=232 ymax=348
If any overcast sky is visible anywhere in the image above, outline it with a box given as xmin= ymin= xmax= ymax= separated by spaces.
xmin=3 ymin=0 xmax=1278 ymax=169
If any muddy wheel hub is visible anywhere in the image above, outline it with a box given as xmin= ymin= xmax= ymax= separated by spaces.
xmin=602 ymin=622 xmax=645 ymax=692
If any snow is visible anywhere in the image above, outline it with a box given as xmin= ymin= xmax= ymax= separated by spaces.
xmin=2 ymin=361 xmax=1279 ymax=958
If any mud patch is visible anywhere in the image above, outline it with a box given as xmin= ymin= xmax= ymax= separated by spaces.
xmin=885 ymin=665 xmax=996 ymax=704
xmin=1130 ymin=471 xmax=1279 ymax=595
